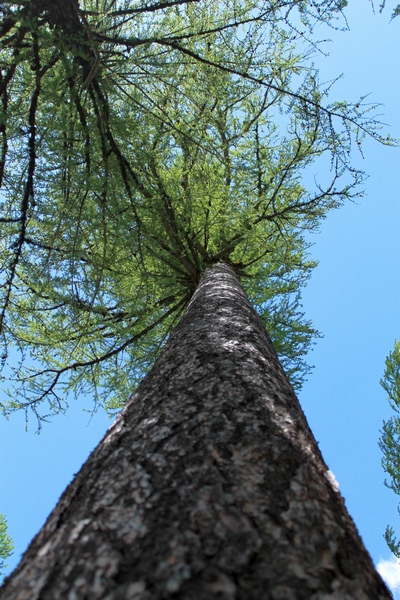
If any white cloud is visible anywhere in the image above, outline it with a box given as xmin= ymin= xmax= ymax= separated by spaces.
xmin=377 ymin=555 xmax=400 ymax=599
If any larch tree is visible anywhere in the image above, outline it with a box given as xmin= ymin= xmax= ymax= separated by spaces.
xmin=0 ymin=516 xmax=13 ymax=576
xmin=380 ymin=340 xmax=400 ymax=556
xmin=0 ymin=0 xmax=394 ymax=596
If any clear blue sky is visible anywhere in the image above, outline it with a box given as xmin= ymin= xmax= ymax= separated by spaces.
xmin=298 ymin=2 xmax=400 ymax=593
xmin=1 ymin=2 xmax=400 ymax=595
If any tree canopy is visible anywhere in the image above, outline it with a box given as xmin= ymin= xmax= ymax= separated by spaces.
xmin=0 ymin=0 xmax=393 ymax=424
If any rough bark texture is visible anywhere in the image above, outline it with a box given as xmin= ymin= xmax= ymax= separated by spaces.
xmin=0 ymin=263 xmax=390 ymax=599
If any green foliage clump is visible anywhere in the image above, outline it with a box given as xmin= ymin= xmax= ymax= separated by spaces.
xmin=0 ymin=514 xmax=13 ymax=574
xmin=377 ymin=1 xmax=400 ymax=19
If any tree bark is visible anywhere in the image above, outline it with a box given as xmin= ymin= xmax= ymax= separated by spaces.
xmin=0 ymin=263 xmax=390 ymax=599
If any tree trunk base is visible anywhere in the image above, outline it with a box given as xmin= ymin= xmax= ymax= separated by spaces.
xmin=0 ymin=264 xmax=390 ymax=599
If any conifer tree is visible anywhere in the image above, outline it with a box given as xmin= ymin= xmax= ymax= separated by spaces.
xmin=0 ymin=1 xmax=395 ymax=595
xmin=380 ymin=340 xmax=400 ymax=554
xmin=0 ymin=516 xmax=13 ymax=576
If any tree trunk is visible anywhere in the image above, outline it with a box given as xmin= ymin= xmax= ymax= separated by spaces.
xmin=0 ymin=263 xmax=390 ymax=599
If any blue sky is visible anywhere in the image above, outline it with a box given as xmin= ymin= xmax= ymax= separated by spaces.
xmin=1 ymin=2 xmax=400 ymax=595
xmin=298 ymin=2 xmax=400 ymax=594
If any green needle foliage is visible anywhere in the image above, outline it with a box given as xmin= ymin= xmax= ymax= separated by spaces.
xmin=0 ymin=514 xmax=13 ymax=575
xmin=376 ymin=1 xmax=400 ymax=20
xmin=380 ymin=341 xmax=400 ymax=555
xmin=0 ymin=1 xmax=394 ymax=424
